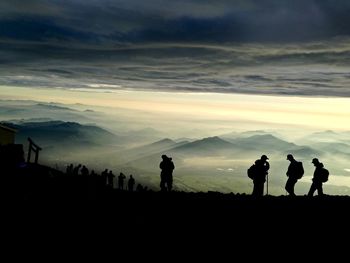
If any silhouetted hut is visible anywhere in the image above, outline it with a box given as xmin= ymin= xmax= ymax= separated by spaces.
xmin=0 ymin=124 xmax=24 ymax=168
xmin=0 ymin=124 xmax=17 ymax=145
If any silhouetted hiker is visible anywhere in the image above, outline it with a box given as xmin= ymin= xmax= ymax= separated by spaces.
xmin=159 ymin=154 xmax=175 ymax=192
xmin=101 ymin=169 xmax=108 ymax=186
xmin=128 ymin=175 xmax=135 ymax=192
xmin=285 ymin=154 xmax=304 ymax=196
xmin=66 ymin=164 xmax=73 ymax=175
xmin=107 ymin=171 xmax=115 ymax=188
xmin=81 ymin=165 xmax=89 ymax=176
xmin=308 ymin=158 xmax=329 ymax=197
xmin=72 ymin=164 xmax=81 ymax=176
xmin=118 ymin=172 xmax=126 ymax=190
xmin=250 ymin=155 xmax=270 ymax=197
xmin=136 ymin=183 xmax=144 ymax=192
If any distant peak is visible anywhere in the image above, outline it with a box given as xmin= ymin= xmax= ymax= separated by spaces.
xmin=198 ymin=136 xmax=231 ymax=144
xmin=156 ymin=138 xmax=175 ymax=144
xmin=35 ymin=103 xmax=73 ymax=111
xmin=205 ymin=136 xmax=221 ymax=140
xmin=249 ymin=134 xmax=276 ymax=139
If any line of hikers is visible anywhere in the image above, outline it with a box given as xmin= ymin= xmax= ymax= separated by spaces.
xmin=248 ymin=154 xmax=330 ymax=197
xmin=159 ymin=153 xmax=330 ymax=196
xmin=66 ymin=154 xmax=328 ymax=196
xmin=65 ymin=163 xmax=148 ymax=192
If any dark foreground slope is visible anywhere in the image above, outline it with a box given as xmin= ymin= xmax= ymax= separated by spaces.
xmin=3 ymin=165 xmax=350 ymax=259
xmin=3 ymin=163 xmax=350 ymax=233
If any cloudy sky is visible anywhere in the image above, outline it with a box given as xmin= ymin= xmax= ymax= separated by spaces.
xmin=1 ymin=0 xmax=350 ymax=97
xmin=1 ymin=0 xmax=350 ymax=135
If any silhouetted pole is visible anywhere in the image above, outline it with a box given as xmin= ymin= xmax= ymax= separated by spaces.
xmin=266 ymin=174 xmax=269 ymax=196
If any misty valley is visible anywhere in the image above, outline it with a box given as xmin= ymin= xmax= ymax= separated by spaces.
xmin=2 ymin=100 xmax=350 ymax=196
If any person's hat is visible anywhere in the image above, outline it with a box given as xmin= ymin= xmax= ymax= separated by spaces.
xmin=287 ymin=154 xmax=293 ymax=160
xmin=261 ymin=154 xmax=269 ymax=160
xmin=162 ymin=154 xmax=168 ymax=159
xmin=312 ymin=158 xmax=319 ymax=164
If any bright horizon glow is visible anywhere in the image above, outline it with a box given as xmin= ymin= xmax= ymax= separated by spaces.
xmin=2 ymin=85 xmax=350 ymax=134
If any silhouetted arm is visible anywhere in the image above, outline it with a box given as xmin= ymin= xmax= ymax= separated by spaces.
xmin=286 ymin=164 xmax=291 ymax=176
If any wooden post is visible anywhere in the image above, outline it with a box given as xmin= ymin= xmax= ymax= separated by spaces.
xmin=27 ymin=137 xmax=42 ymax=164
xmin=27 ymin=140 xmax=32 ymax=163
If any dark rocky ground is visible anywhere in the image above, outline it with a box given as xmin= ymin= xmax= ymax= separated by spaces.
xmin=2 ymin=162 xmax=350 ymax=258
xmin=3 ymin=163 xmax=350 ymax=227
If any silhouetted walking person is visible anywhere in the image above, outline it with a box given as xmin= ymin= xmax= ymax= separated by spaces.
xmin=159 ymin=155 xmax=175 ymax=192
xmin=118 ymin=172 xmax=126 ymax=190
xmin=285 ymin=154 xmax=304 ymax=196
xmin=101 ymin=169 xmax=108 ymax=186
xmin=66 ymin=164 xmax=73 ymax=175
xmin=81 ymin=165 xmax=89 ymax=176
xmin=128 ymin=175 xmax=135 ymax=192
xmin=308 ymin=158 xmax=329 ymax=197
xmin=72 ymin=164 xmax=81 ymax=176
xmin=107 ymin=171 xmax=115 ymax=188
xmin=136 ymin=183 xmax=144 ymax=192
xmin=250 ymin=155 xmax=270 ymax=197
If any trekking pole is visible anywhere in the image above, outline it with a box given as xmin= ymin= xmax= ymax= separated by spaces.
xmin=266 ymin=174 xmax=269 ymax=196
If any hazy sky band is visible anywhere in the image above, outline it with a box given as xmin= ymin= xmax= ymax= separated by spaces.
xmin=2 ymin=85 xmax=350 ymax=132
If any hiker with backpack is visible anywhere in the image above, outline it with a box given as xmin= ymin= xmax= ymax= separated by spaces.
xmin=307 ymin=158 xmax=329 ymax=197
xmin=248 ymin=155 xmax=270 ymax=197
xmin=285 ymin=154 xmax=304 ymax=196
xmin=160 ymin=154 xmax=175 ymax=192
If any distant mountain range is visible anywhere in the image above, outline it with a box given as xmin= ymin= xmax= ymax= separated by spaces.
xmin=118 ymin=133 xmax=325 ymax=170
xmin=298 ymin=130 xmax=350 ymax=144
xmin=3 ymin=121 xmax=120 ymax=147
xmin=220 ymin=130 xmax=284 ymax=140
xmin=2 ymin=119 xmax=349 ymax=169
xmin=0 ymin=101 xmax=92 ymax=123
xmin=170 ymin=136 xmax=233 ymax=156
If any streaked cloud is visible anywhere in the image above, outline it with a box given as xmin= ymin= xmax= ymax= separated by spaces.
xmin=1 ymin=40 xmax=350 ymax=97
xmin=1 ymin=1 xmax=350 ymax=97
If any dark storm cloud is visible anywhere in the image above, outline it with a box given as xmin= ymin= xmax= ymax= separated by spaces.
xmin=2 ymin=0 xmax=350 ymax=44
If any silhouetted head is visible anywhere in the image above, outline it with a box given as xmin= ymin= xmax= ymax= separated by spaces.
xmin=312 ymin=158 xmax=320 ymax=165
xmin=261 ymin=155 xmax=269 ymax=161
xmin=162 ymin=154 xmax=168 ymax=160
xmin=287 ymin=154 xmax=294 ymax=161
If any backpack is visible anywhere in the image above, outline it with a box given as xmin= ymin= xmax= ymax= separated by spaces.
xmin=247 ymin=164 xmax=256 ymax=180
xmin=320 ymin=168 xmax=329 ymax=182
xmin=295 ymin=161 xmax=304 ymax=179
